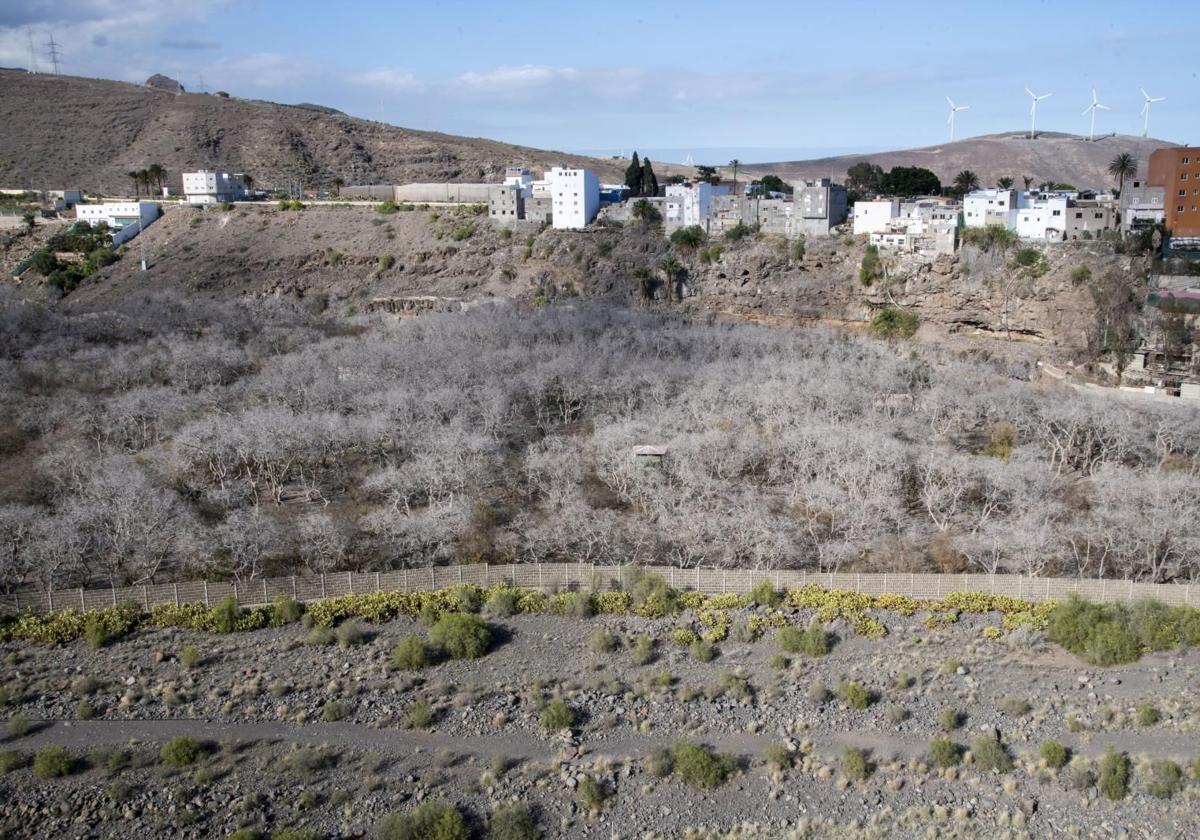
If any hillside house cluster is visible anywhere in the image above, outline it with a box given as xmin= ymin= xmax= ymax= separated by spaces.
xmin=961 ymin=188 xmax=1118 ymax=242
xmin=488 ymin=166 xmax=607 ymax=230
xmin=854 ymin=197 xmax=961 ymax=255
xmin=182 ymin=170 xmax=248 ymax=205
xmin=75 ymin=201 xmax=160 ymax=244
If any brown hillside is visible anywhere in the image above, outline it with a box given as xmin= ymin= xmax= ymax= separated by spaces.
xmin=741 ymin=131 xmax=1176 ymax=190
xmin=0 ymin=70 xmax=626 ymax=194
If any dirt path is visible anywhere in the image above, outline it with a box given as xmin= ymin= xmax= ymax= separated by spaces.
xmin=11 ymin=717 xmax=1197 ymax=765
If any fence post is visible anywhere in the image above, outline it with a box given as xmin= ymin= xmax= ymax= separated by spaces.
xmin=696 ymin=566 xmax=700 ymax=591
xmin=79 ymin=587 xmax=85 ymax=610
xmin=291 ymin=576 xmax=298 ymax=600
xmin=722 ymin=569 xmax=727 ymax=594
xmin=48 ymin=587 xmax=54 ymax=612
xmin=882 ymin=573 xmax=887 ymax=596
xmin=430 ymin=568 xmax=434 ymax=589
xmin=174 ymin=583 xmax=180 ymax=607
xmin=233 ymin=581 xmax=238 ymax=605
xmin=458 ymin=566 xmax=463 ymax=585
xmin=203 ymin=580 xmax=210 ymax=606
xmin=263 ymin=579 xmax=268 ymax=604
xmin=936 ymin=576 xmax=942 ymax=598
xmin=538 ymin=563 xmax=543 ymax=590
xmin=376 ymin=572 xmax=381 ymax=593
xmin=1044 ymin=578 xmax=1049 ymax=600
xmin=856 ymin=573 xmax=861 ymax=593
xmin=142 ymin=585 xmax=149 ymax=610
xmin=321 ymin=574 xmax=327 ymax=599
xmin=404 ymin=569 xmax=408 ymax=592
xmin=910 ymin=573 xmax=914 ymax=598
xmin=1127 ymin=579 xmax=1133 ymax=603
xmin=111 ymin=583 xmax=117 ymax=607
xmin=485 ymin=563 xmax=489 ymax=588
xmin=1017 ymin=576 xmax=1023 ymax=599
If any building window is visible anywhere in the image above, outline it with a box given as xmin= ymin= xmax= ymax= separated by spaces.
xmin=1182 ymin=173 xmax=1189 ymax=180
xmin=1179 ymin=205 xmax=1186 ymax=212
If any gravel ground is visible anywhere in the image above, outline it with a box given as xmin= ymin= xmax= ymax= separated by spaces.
xmin=2 ymin=607 xmax=1199 ymax=838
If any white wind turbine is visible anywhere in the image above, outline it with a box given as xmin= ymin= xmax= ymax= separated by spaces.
xmin=1139 ymin=88 xmax=1165 ymax=137
xmin=946 ymin=96 xmax=969 ymax=142
xmin=1081 ymin=88 xmax=1109 ymax=141
xmin=1025 ymin=87 xmax=1052 ymax=139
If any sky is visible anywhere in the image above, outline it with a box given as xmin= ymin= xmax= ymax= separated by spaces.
xmin=2 ymin=1 xmax=1198 ymax=164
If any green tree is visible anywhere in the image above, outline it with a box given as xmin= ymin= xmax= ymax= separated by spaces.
xmin=147 ymin=163 xmax=165 ymax=194
xmin=695 ymin=165 xmax=720 ymax=185
xmin=21 ymin=210 xmax=36 ymax=235
xmin=669 ymin=225 xmax=706 ymax=252
xmin=846 ymin=162 xmax=884 ymax=194
xmin=748 ymin=174 xmax=793 ymax=196
xmin=242 ymin=173 xmax=255 ymax=192
xmin=128 ymin=171 xmax=141 ymax=198
xmin=625 ymin=151 xmax=643 ymax=196
xmin=1108 ymin=152 xmax=1137 ymax=196
xmin=1022 ymin=175 xmax=1033 ymax=190
xmin=332 ymin=177 xmax=344 ymax=197
xmin=631 ymin=198 xmax=660 ymax=225
xmin=997 ymin=176 xmax=1014 ymax=189
xmin=657 ymin=257 xmax=685 ymax=301
xmin=881 ymin=166 xmax=941 ymax=196
xmin=953 ymin=170 xmax=980 ymax=195
xmin=641 ymin=157 xmax=659 ymax=197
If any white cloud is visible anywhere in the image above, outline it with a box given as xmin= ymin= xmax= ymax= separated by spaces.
xmin=207 ymin=52 xmax=317 ymax=89
xmin=457 ymin=64 xmax=579 ymax=93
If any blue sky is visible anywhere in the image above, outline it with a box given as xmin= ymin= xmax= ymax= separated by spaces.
xmin=3 ymin=1 xmax=1197 ymax=163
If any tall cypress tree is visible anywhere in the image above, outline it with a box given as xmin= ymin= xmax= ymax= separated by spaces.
xmin=625 ymin=151 xmax=643 ymax=195
xmin=641 ymin=157 xmax=659 ymax=197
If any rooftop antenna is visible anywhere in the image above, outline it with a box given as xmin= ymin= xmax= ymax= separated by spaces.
xmin=1025 ymin=87 xmax=1052 ymax=139
xmin=45 ymin=32 xmax=61 ymax=75
xmin=1139 ymin=88 xmax=1165 ymax=138
xmin=946 ymin=96 xmax=969 ymax=142
xmin=1081 ymin=88 xmax=1109 ymax=141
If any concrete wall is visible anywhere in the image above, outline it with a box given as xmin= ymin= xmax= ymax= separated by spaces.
xmin=853 ymin=200 xmax=900 ymax=235
xmin=395 ymin=183 xmax=492 ymax=204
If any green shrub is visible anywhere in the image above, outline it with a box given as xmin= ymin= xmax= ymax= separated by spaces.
xmin=1136 ymin=703 xmax=1160 ymax=727
xmin=1000 ymin=696 xmax=1030 ymax=717
xmin=484 ymin=588 xmax=519 ymax=617
xmin=322 ymin=700 xmax=346 ymax=722
xmin=6 ymin=715 xmax=30 ymax=739
xmin=778 ymin=623 xmax=829 ymax=656
xmin=576 ymin=775 xmax=605 ymax=812
xmin=0 ymin=750 xmax=27 ymax=773
xmin=1047 ymin=596 xmax=1142 ymax=666
xmin=688 ymin=639 xmax=715 ymax=663
xmin=1014 ymin=247 xmax=1041 ymax=267
xmin=748 ymin=580 xmax=780 ymax=607
xmin=929 ymin=736 xmax=960 ymax=768
xmin=335 ymin=620 xmax=365 ymax=648
xmin=210 ymin=596 xmax=241 ymax=634
xmin=75 ymin=699 xmax=96 ymax=720
xmin=450 ymin=224 xmax=476 ymax=241
xmin=971 ymin=737 xmax=1013 ymax=773
xmin=429 ymin=613 xmax=491 ymax=659
xmin=558 ymin=590 xmax=594 ymax=618
xmin=588 ymin=627 xmax=618 ymax=654
xmin=180 ymin=644 xmax=200 ymax=670
xmin=627 ymin=569 xmax=678 ymax=617
xmin=539 ymin=699 xmax=574 ymax=731
xmin=304 ymin=626 xmax=334 ymax=646
xmin=1070 ymin=265 xmax=1092 ymax=285
xmin=378 ymin=801 xmax=468 ymax=840
xmin=838 ymin=681 xmax=870 ymax=710
xmin=630 ymin=634 xmax=655 ymax=666
xmin=283 ymin=747 xmax=333 ymax=779
xmin=870 ymin=307 xmax=919 ymax=339
xmin=160 ymin=737 xmax=202 ymax=768
xmin=764 ymin=742 xmax=792 ymax=770
xmin=33 ymin=746 xmax=72 ymax=779
xmin=105 ymin=780 xmax=132 ymax=803
xmin=841 ymin=746 xmax=871 ymax=781
xmin=84 ymin=616 xmax=109 ymax=650
xmin=671 ymin=740 xmax=733 ymax=789
xmin=407 ymin=700 xmax=433 ymax=729
xmin=392 ymin=634 xmax=429 ymax=670
xmin=1098 ymin=747 xmax=1129 ymax=800
xmin=644 ymin=748 xmax=674 ymax=778
xmin=227 ymin=830 xmax=262 ymax=840
xmin=769 ymin=654 xmax=789 ymax=669
xmin=488 ymin=802 xmax=541 ymax=840
xmin=377 ymin=200 xmax=399 ymax=215
xmin=1039 ymin=741 xmax=1068 ymax=769
xmin=859 ymin=244 xmax=882 ymax=286
xmin=1145 ymin=759 xmax=1184 ymax=799
xmin=271 ymin=595 xmax=304 ymax=626
xmin=939 ymin=707 xmax=961 ymax=731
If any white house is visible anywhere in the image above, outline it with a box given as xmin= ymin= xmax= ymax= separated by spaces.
xmin=1015 ymin=193 xmax=1068 ymax=240
xmin=852 ymin=199 xmax=900 ymax=235
xmin=503 ymin=167 xmax=534 ymax=198
xmin=75 ymin=202 xmax=160 ymax=244
xmin=548 ymin=166 xmax=599 ymax=229
xmin=182 ymin=170 xmax=247 ymax=205
xmin=963 ymin=189 xmax=1017 ymax=229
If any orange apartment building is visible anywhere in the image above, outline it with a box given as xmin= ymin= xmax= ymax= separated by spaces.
xmin=1148 ymin=146 xmax=1200 ymax=237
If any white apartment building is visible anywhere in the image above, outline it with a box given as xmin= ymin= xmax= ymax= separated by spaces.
xmin=963 ymin=189 xmax=1018 ymax=229
xmin=664 ymin=181 xmax=731 ymax=228
xmin=852 ymin=199 xmax=900 ymax=235
xmin=503 ymin=167 xmax=534 ymax=197
xmin=548 ymin=166 xmax=599 ymax=229
xmin=182 ymin=170 xmax=247 ymax=205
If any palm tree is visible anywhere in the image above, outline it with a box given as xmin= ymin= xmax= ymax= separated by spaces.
xmin=997 ymin=177 xmax=1014 ymax=190
xmin=953 ymin=170 xmax=980 ymax=195
xmin=657 ymin=257 xmax=685 ymax=302
xmin=728 ymin=159 xmax=741 ymax=196
xmin=1022 ymin=175 xmax=1033 ymax=190
xmin=332 ymin=177 xmax=344 ymax=197
xmin=147 ymin=163 xmax=165 ymax=195
xmin=242 ymin=173 xmax=255 ymax=193
xmin=1108 ymin=153 xmax=1137 ymax=197
xmin=128 ymin=171 xmax=141 ymax=198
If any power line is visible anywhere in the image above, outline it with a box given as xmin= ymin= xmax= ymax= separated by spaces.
xmin=45 ymin=33 xmax=62 ymax=75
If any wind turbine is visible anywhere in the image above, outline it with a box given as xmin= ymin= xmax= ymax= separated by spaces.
xmin=1081 ymin=88 xmax=1109 ymax=141
xmin=1025 ymin=87 xmax=1052 ymax=139
xmin=1139 ymin=88 xmax=1165 ymax=138
xmin=946 ymin=96 xmax=969 ymax=142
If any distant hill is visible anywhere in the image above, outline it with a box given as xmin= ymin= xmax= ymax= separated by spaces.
xmin=740 ymin=131 xmax=1177 ymax=191
xmin=0 ymin=70 xmax=625 ymax=194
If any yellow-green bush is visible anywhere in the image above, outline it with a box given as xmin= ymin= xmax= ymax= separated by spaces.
xmin=593 ymin=591 xmax=632 ymax=614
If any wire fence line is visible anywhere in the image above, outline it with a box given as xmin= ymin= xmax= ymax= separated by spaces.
xmin=5 ymin=564 xmax=1197 ymax=616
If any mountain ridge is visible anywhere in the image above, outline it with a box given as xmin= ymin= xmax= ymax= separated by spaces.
xmin=740 ymin=131 xmax=1177 ymax=190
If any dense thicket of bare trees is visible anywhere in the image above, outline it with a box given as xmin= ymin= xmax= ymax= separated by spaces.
xmin=2 ymin=289 xmax=1198 ymax=591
